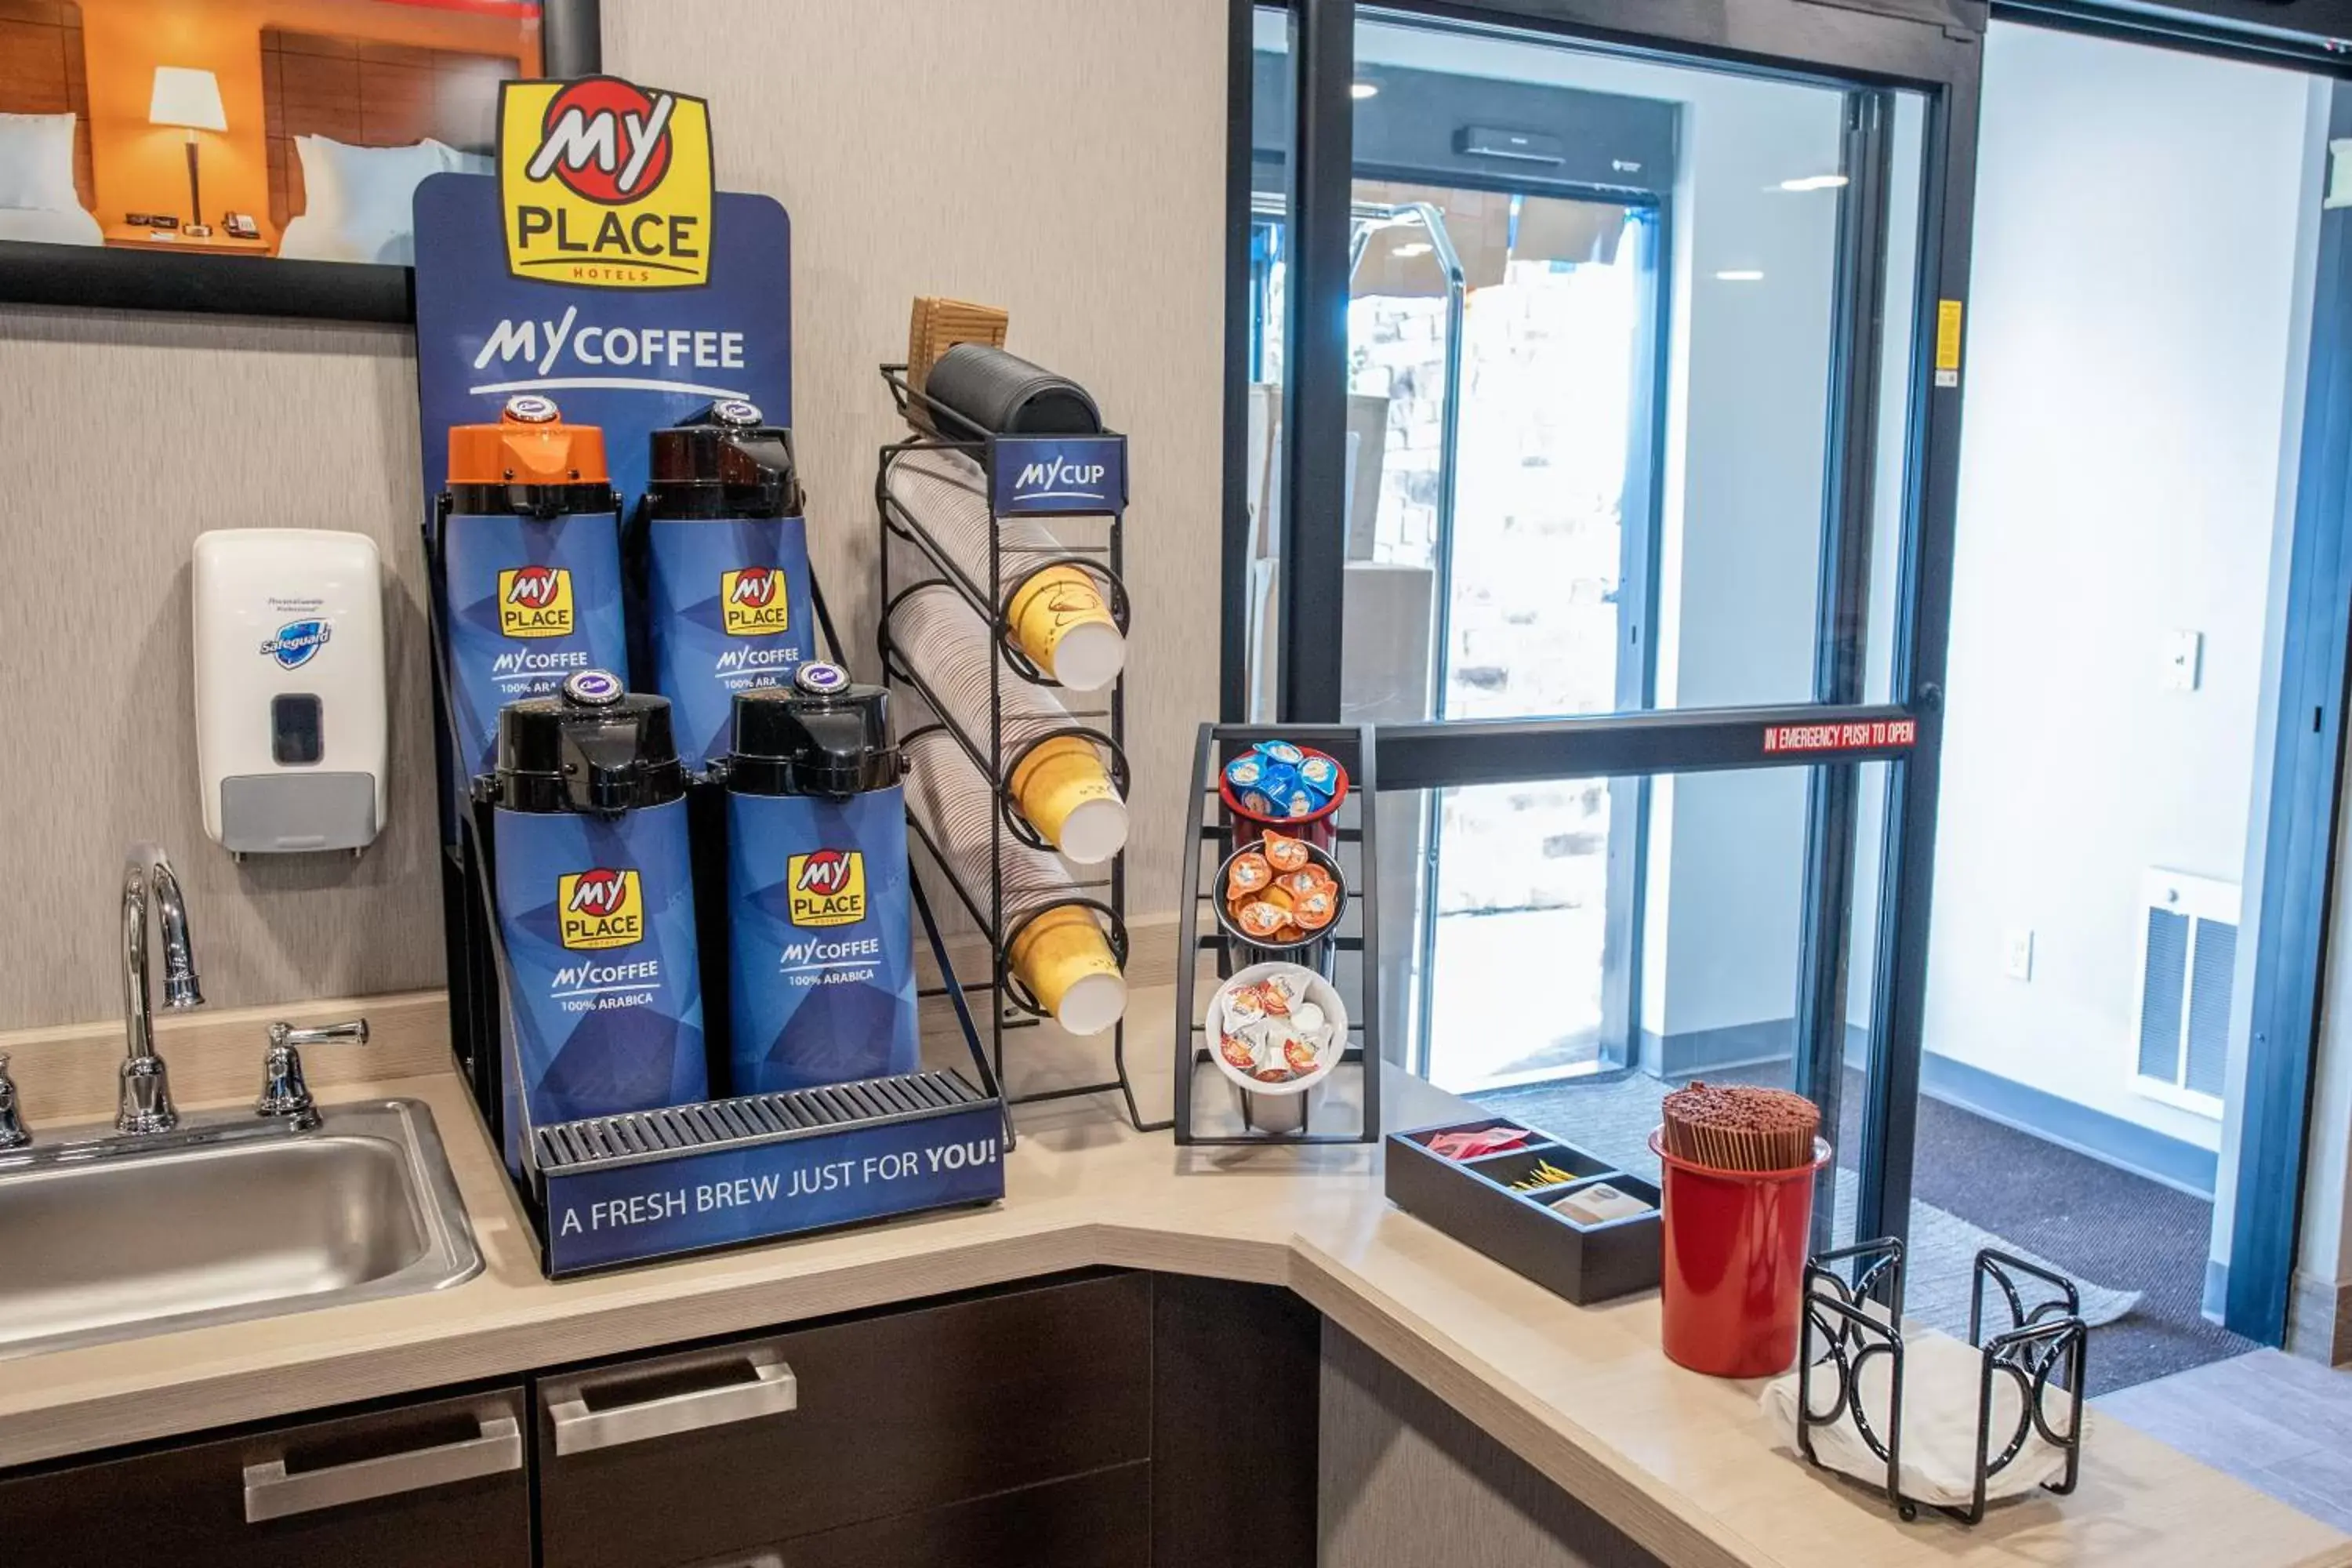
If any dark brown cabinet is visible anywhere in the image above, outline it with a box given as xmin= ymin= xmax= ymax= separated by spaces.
xmin=0 ymin=1270 xmax=1319 ymax=1568
xmin=535 ymin=1272 xmax=1154 ymax=1568
xmin=0 ymin=1385 xmax=530 ymax=1568
xmin=637 ymin=1461 xmax=1152 ymax=1568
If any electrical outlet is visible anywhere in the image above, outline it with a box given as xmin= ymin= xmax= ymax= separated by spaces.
xmin=2163 ymin=630 xmax=2204 ymax=692
xmin=2003 ymin=928 xmax=2034 ymax=982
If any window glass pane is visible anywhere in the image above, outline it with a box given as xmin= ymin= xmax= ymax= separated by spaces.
xmin=1392 ymin=763 xmax=1864 ymax=1258
xmin=1862 ymin=90 xmax=1926 ymax=706
xmin=1243 ymin=11 xmax=1929 ymax=721
xmin=1907 ymin=23 xmax=2325 ymax=1377
xmin=1243 ymin=7 xmax=1290 ymax=721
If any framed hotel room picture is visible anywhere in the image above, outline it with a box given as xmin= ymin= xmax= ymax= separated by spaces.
xmin=0 ymin=0 xmax=601 ymax=321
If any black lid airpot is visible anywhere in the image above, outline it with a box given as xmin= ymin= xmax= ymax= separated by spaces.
xmin=485 ymin=669 xmax=685 ymax=815
xmin=720 ymin=662 xmax=902 ymax=799
xmin=648 ymin=399 xmax=805 ymax=520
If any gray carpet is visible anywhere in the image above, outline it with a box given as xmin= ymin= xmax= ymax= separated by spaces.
xmin=1483 ymin=1070 xmax=2140 ymax=1343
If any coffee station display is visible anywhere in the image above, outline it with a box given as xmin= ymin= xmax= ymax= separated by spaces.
xmin=409 ymin=146 xmax=1036 ymax=1275
xmin=0 ymin=49 xmax=2341 ymax=1568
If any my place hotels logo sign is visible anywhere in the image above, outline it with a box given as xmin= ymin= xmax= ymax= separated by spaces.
xmin=720 ymin=567 xmax=789 ymax=636
xmin=558 ymin=867 xmax=645 ymax=950
xmin=499 ymin=76 xmax=714 ymax=288
xmin=499 ymin=565 xmax=574 ymax=637
xmin=787 ymin=850 xmax=866 ymax=928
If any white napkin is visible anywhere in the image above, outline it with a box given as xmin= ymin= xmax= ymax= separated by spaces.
xmin=1762 ymin=1325 xmax=2079 ymax=1508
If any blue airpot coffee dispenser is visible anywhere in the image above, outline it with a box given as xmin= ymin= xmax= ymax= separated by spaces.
xmin=709 ymin=662 xmax=917 ymax=1094
xmin=441 ymin=394 xmax=629 ymax=781
xmin=477 ymin=669 xmax=706 ymax=1172
xmin=639 ymin=400 xmax=814 ymax=771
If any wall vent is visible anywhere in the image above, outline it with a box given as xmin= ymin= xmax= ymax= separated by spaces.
xmin=2132 ymin=869 xmax=2238 ymax=1119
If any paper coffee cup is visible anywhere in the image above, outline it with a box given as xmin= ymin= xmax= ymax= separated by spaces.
xmin=887 ymin=451 xmax=1077 ymax=593
xmin=1007 ymin=905 xmax=1126 ymax=1036
xmin=903 ymin=727 xmax=1084 ymax=922
xmin=1008 ymin=566 xmax=1124 ymax=691
xmin=1009 ymin=736 xmax=1127 ymax=864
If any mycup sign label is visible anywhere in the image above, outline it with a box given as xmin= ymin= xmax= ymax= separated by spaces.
xmin=991 ymin=437 xmax=1127 ymax=515
xmin=499 ymin=77 xmax=715 ymax=288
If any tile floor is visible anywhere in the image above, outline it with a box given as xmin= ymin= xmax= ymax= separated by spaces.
xmin=2094 ymin=1349 xmax=2352 ymax=1534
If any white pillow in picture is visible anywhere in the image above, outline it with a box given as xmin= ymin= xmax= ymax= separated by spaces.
xmin=292 ymin=135 xmax=452 ymax=260
xmin=0 ymin=112 xmax=82 ymax=213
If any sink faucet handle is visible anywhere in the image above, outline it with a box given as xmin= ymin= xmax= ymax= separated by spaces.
xmin=267 ymin=1018 xmax=371 ymax=1052
xmin=0 ymin=1054 xmax=27 ymax=1151
xmin=257 ymin=1018 xmax=368 ymax=1128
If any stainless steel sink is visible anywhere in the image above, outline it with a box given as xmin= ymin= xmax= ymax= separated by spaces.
xmin=0 ymin=1099 xmax=481 ymax=1359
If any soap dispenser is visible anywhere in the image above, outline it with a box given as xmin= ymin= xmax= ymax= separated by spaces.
xmin=191 ymin=528 xmax=388 ymax=858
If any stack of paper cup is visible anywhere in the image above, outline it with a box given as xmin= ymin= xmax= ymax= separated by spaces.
xmin=886 ymin=448 xmax=1126 ymax=691
xmin=888 ymin=583 xmax=1128 ymax=864
xmin=903 ymin=728 xmax=1127 ymax=1035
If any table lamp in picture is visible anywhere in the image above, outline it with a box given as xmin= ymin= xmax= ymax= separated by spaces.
xmin=148 ymin=66 xmax=227 ymax=237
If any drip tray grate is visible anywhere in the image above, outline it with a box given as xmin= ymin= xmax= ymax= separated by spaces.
xmin=534 ymin=1070 xmax=992 ymax=1175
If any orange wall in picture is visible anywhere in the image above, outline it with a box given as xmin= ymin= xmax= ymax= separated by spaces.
xmin=74 ymin=0 xmax=538 ymax=242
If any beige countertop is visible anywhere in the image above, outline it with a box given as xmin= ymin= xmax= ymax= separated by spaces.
xmin=2 ymin=993 xmax=2345 ymax=1568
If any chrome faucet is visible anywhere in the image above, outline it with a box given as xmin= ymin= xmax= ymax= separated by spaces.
xmin=256 ymin=1018 xmax=369 ymax=1131
xmin=0 ymin=1054 xmax=27 ymax=1150
xmin=119 ymin=843 xmax=204 ymax=1134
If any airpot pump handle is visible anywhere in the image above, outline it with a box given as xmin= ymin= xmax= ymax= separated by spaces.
xmin=256 ymin=1018 xmax=370 ymax=1128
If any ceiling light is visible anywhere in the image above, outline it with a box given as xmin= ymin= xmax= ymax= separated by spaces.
xmin=1714 ymin=269 xmax=1766 ymax=282
xmin=1351 ymin=81 xmax=1379 ymax=100
xmin=1392 ymin=241 xmax=1432 ymax=257
xmin=1776 ymin=174 xmax=1849 ymax=192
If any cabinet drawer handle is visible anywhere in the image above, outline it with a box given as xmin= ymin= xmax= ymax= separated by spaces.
xmin=242 ymin=1414 xmax=522 ymax=1523
xmin=547 ymin=1345 xmax=798 ymax=1456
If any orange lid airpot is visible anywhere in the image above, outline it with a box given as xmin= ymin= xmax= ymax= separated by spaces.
xmin=448 ymin=394 xmax=610 ymax=486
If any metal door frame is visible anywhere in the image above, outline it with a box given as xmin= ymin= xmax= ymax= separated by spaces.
xmin=1227 ymin=0 xmax=1985 ymax=1261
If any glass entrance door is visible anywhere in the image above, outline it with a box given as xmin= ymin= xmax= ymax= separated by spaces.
xmin=1240 ymin=0 xmax=1967 ymax=1257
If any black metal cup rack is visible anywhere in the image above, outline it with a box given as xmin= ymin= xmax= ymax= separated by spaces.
xmin=425 ymin=507 xmax=1009 ymax=1277
xmin=1796 ymin=1236 xmax=2088 ymax=1525
xmin=874 ymin=364 xmax=1166 ymax=1133
xmin=1173 ymin=722 xmax=1384 ymax=1145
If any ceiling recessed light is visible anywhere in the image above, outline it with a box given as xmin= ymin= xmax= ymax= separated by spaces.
xmin=1776 ymin=174 xmax=1849 ymax=192
xmin=1392 ymin=241 xmax=1432 ymax=258
xmin=1351 ymin=81 xmax=1379 ymax=100
xmin=1713 ymin=269 xmax=1766 ymax=282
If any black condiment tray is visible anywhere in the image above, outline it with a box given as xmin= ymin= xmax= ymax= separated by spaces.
xmin=1385 ymin=1117 xmax=1662 ymax=1306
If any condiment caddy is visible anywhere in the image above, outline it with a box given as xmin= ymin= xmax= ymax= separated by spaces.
xmin=1385 ymin=1116 xmax=1664 ymax=1305
xmin=1173 ymin=723 xmax=1384 ymax=1145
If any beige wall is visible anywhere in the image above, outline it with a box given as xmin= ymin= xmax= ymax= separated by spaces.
xmin=0 ymin=309 xmax=442 ymax=1028
xmin=601 ymin=0 xmax=1226 ymax=937
xmin=0 ymin=0 xmax=1226 ymax=1029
